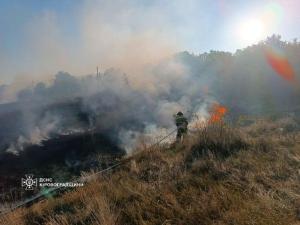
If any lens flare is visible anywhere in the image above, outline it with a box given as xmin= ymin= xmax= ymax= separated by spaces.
xmin=263 ymin=2 xmax=283 ymax=28
xmin=265 ymin=46 xmax=295 ymax=82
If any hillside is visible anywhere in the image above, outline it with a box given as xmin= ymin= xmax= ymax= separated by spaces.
xmin=1 ymin=118 xmax=300 ymax=225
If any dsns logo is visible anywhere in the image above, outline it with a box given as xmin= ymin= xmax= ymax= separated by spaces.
xmin=21 ymin=174 xmax=38 ymax=190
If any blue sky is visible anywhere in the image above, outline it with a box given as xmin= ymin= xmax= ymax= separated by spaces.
xmin=0 ymin=0 xmax=79 ymax=53
xmin=0 ymin=0 xmax=300 ymax=83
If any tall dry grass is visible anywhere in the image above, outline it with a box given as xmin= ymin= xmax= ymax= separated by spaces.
xmin=1 ymin=118 xmax=300 ymax=225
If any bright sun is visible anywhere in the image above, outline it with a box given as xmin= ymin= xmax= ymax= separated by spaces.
xmin=237 ymin=18 xmax=266 ymax=45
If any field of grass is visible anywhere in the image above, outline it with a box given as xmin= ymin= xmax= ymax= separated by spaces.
xmin=1 ymin=118 xmax=300 ymax=225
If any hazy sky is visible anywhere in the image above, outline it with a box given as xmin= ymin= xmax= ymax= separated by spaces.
xmin=0 ymin=0 xmax=300 ymax=84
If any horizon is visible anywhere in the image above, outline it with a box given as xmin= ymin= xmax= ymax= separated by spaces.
xmin=0 ymin=34 xmax=295 ymax=87
xmin=1 ymin=0 xmax=300 ymax=84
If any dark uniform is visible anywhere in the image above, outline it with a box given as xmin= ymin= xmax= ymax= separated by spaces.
xmin=174 ymin=112 xmax=188 ymax=143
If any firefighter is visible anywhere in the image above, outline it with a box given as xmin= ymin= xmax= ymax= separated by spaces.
xmin=174 ymin=111 xmax=188 ymax=143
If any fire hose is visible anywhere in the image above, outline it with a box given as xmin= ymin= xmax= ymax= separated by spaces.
xmin=0 ymin=128 xmax=178 ymax=216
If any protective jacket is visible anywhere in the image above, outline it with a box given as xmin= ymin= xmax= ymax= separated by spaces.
xmin=175 ymin=115 xmax=188 ymax=129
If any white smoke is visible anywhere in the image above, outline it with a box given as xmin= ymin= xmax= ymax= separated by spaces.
xmin=0 ymin=54 xmax=216 ymax=153
xmin=5 ymin=110 xmax=61 ymax=154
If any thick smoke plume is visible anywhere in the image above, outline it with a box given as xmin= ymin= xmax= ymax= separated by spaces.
xmin=0 ymin=61 xmax=210 ymax=153
xmin=1 ymin=35 xmax=300 ymax=154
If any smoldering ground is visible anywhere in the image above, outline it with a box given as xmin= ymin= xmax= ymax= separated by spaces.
xmin=0 ymin=58 xmax=208 ymax=196
xmin=3 ymin=0 xmax=299 ymax=155
xmin=0 ymin=0 xmax=191 ymax=154
xmin=0 ymin=0 xmax=206 ymax=189
xmin=0 ymin=60 xmax=207 ymax=155
xmin=1 ymin=0 xmax=300 ymax=208
xmin=1 ymin=37 xmax=300 ymax=200
xmin=2 ymin=36 xmax=300 ymax=156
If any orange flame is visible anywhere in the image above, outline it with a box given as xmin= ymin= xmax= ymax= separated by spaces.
xmin=208 ymin=103 xmax=228 ymax=123
xmin=265 ymin=47 xmax=295 ymax=82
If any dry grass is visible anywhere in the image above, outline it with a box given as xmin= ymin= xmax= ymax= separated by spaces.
xmin=1 ymin=118 xmax=300 ymax=225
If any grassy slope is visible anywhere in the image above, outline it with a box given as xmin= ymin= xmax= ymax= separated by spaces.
xmin=1 ymin=119 xmax=300 ymax=225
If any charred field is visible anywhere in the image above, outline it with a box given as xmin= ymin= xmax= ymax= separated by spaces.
xmin=0 ymin=35 xmax=300 ymax=224
xmin=0 ymin=99 xmax=125 ymax=203
xmin=1 ymin=117 xmax=300 ymax=225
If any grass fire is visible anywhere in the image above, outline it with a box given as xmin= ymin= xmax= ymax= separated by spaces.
xmin=1 ymin=1 xmax=300 ymax=225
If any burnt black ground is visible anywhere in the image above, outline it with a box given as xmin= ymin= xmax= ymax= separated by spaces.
xmin=0 ymin=131 xmax=125 ymax=202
